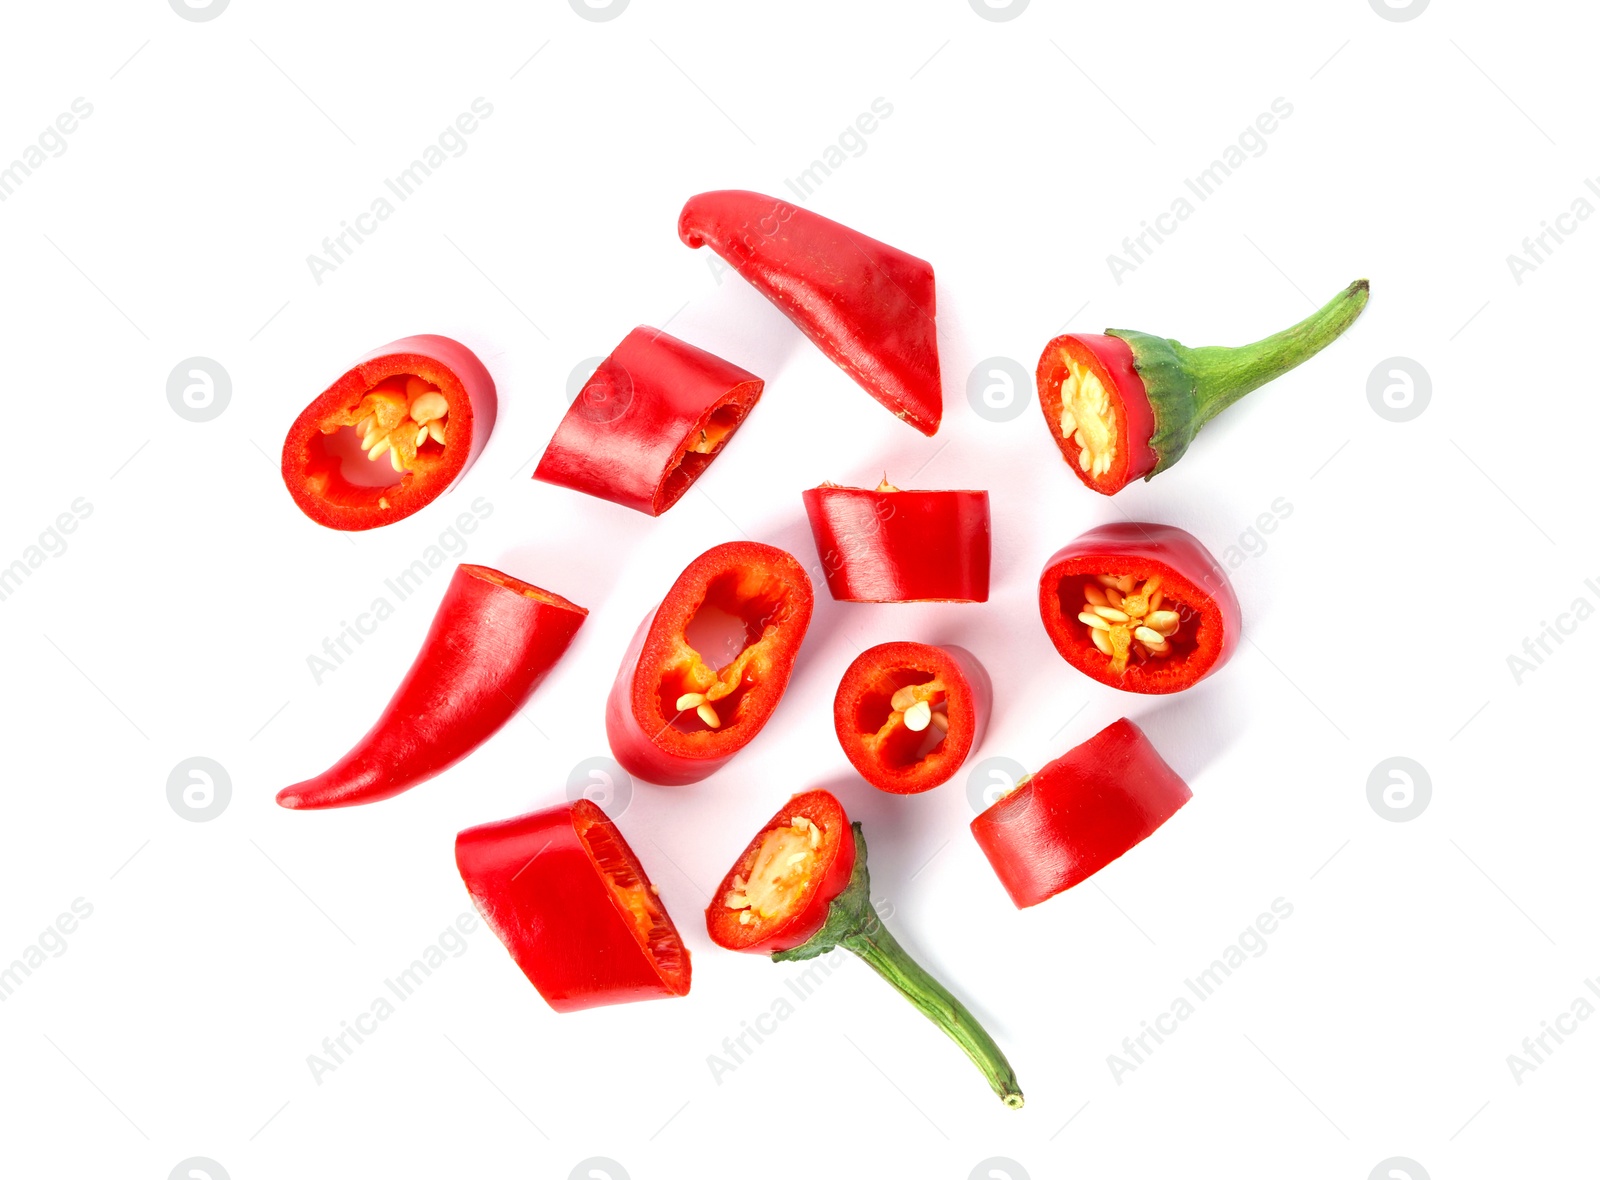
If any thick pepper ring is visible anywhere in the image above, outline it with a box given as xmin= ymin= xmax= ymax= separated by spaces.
xmin=970 ymin=718 xmax=1191 ymax=909
xmin=281 ymin=334 xmax=495 ymax=531
xmin=534 ymin=326 xmax=764 ymax=516
xmin=456 ymin=799 xmax=691 ymax=1012
xmin=605 ymin=541 xmax=814 ymax=786
xmin=833 ymin=642 xmax=989 ymax=795
xmin=1038 ymin=522 xmax=1240 ymax=695
xmin=803 ymin=479 xmax=990 ymax=603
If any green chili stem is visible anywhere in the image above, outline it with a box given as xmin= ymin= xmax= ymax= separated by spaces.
xmin=1184 ymin=278 xmax=1369 ymax=426
xmin=773 ymin=823 xmax=1024 ymax=1109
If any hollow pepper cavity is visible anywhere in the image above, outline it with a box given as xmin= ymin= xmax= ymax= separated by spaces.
xmin=456 ymin=799 xmax=691 ymax=1011
xmin=971 ymin=718 xmax=1191 ymax=909
xmin=1036 ymin=279 xmax=1369 ymax=494
xmin=605 ymin=541 xmax=814 ymax=786
xmin=707 ymin=789 xmax=1023 ymax=1107
xmin=277 ymin=564 xmax=587 ymax=809
xmin=282 ymin=334 xmax=496 ymax=530
xmin=803 ymin=479 xmax=990 ymax=603
xmin=833 ymin=642 xmax=990 ymax=794
xmin=679 ymin=190 xmax=943 ymax=435
xmin=1038 ymin=522 xmax=1240 ymax=694
xmin=534 ymin=327 xmax=764 ymax=516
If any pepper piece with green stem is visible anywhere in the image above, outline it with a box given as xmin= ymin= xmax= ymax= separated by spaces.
xmin=705 ymin=789 xmax=1023 ymax=1108
xmin=1036 ymin=279 xmax=1369 ymax=494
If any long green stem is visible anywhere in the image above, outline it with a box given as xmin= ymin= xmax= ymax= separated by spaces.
xmin=1184 ymin=278 xmax=1369 ymax=426
xmin=774 ymin=824 xmax=1024 ymax=1109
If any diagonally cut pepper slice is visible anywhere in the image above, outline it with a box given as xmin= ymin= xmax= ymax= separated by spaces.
xmin=971 ymin=718 xmax=1191 ymax=909
xmin=803 ymin=478 xmax=990 ymax=603
xmin=534 ymin=327 xmax=764 ymax=516
xmin=282 ymin=334 xmax=496 ymax=531
xmin=679 ymin=190 xmax=943 ymax=435
xmin=456 ymin=799 xmax=691 ymax=1012
xmin=833 ymin=642 xmax=990 ymax=794
xmin=605 ymin=541 xmax=814 ymax=786
xmin=1038 ymin=522 xmax=1240 ymax=695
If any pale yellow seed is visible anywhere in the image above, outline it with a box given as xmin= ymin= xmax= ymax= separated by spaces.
xmin=1117 ymin=575 xmax=1136 ymax=593
xmin=428 ymin=421 xmax=446 ymax=444
xmin=389 ymin=447 xmax=404 ymax=472
xmin=1083 ymin=585 xmax=1108 ymax=607
xmin=675 ymin=692 xmax=706 ymax=710
xmin=697 ymin=702 xmax=721 ymax=729
xmin=1091 ymin=627 xmax=1114 ymax=656
xmin=739 ymin=911 xmax=752 ymax=925
xmin=409 ymin=392 xmax=449 ymax=425
xmin=1147 ymin=610 xmax=1181 ymax=636
xmin=1134 ymin=626 xmax=1166 ymax=646
xmin=367 ymin=436 xmax=392 ymax=460
xmin=903 ymin=700 xmax=932 ymax=732
xmin=1104 ymin=588 xmax=1124 ymax=609
xmin=1093 ymin=605 xmax=1130 ymax=623
xmin=416 ymin=426 xmax=430 ymax=448
xmin=890 ymin=686 xmax=920 ymax=711
xmin=1078 ymin=446 xmax=1093 ymax=472
xmin=1079 ymin=611 xmax=1111 ymax=632
xmin=724 ymin=891 xmax=750 ymax=909
xmin=1096 ymin=574 xmax=1122 ymax=589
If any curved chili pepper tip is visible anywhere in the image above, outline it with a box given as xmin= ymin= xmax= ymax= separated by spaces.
xmin=678 ymin=190 xmax=943 ymax=435
xmin=277 ymin=564 xmax=587 ymax=809
xmin=281 ymin=334 xmax=497 ymax=530
xmin=1037 ymin=279 xmax=1369 ymax=494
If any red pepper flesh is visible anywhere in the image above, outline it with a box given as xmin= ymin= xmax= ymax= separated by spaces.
xmin=709 ymin=791 xmax=1024 ymax=1107
xmin=277 ymin=564 xmax=587 ymax=809
xmin=1037 ymin=280 xmax=1369 ymax=494
xmin=802 ymin=479 xmax=990 ymax=603
xmin=705 ymin=789 xmax=856 ymax=953
xmin=1038 ymin=522 xmax=1240 ymax=695
xmin=282 ymin=334 xmax=496 ymax=530
xmin=971 ymin=718 xmax=1191 ymax=909
xmin=605 ymin=541 xmax=814 ymax=786
xmin=456 ymin=799 xmax=691 ymax=1012
xmin=833 ymin=642 xmax=990 ymax=795
xmin=679 ymin=190 xmax=943 ymax=435
xmin=534 ymin=326 xmax=764 ymax=516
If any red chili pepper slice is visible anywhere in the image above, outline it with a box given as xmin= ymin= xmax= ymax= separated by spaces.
xmin=605 ymin=541 xmax=813 ymax=786
xmin=971 ymin=718 xmax=1191 ymax=909
xmin=704 ymin=789 xmax=855 ymax=953
xmin=1038 ymin=522 xmax=1240 ymax=695
xmin=833 ymin=642 xmax=990 ymax=795
xmin=679 ymin=190 xmax=943 ymax=435
xmin=277 ymin=564 xmax=586 ymax=810
xmin=1036 ymin=280 xmax=1368 ymax=494
xmin=534 ymin=326 xmax=764 ymax=516
xmin=282 ymin=334 xmax=496 ymax=530
xmin=802 ymin=478 xmax=990 ymax=603
xmin=707 ymin=790 xmax=1024 ymax=1108
xmin=456 ymin=799 xmax=691 ymax=1012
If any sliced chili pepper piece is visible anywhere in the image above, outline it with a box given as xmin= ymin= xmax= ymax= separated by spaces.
xmin=277 ymin=564 xmax=586 ymax=810
xmin=605 ymin=541 xmax=813 ymax=786
xmin=1036 ymin=280 xmax=1369 ymax=494
xmin=456 ymin=799 xmax=691 ymax=1012
xmin=1038 ymin=522 xmax=1240 ymax=695
xmin=534 ymin=327 xmax=764 ymax=516
xmin=679 ymin=190 xmax=943 ymax=435
xmin=834 ymin=642 xmax=990 ymax=795
xmin=708 ymin=790 xmax=1023 ymax=1108
xmin=802 ymin=478 xmax=990 ymax=603
xmin=971 ymin=718 xmax=1191 ymax=909
xmin=282 ymin=334 xmax=495 ymax=530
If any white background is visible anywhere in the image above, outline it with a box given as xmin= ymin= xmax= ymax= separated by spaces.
xmin=0 ymin=1 xmax=1589 ymax=1177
